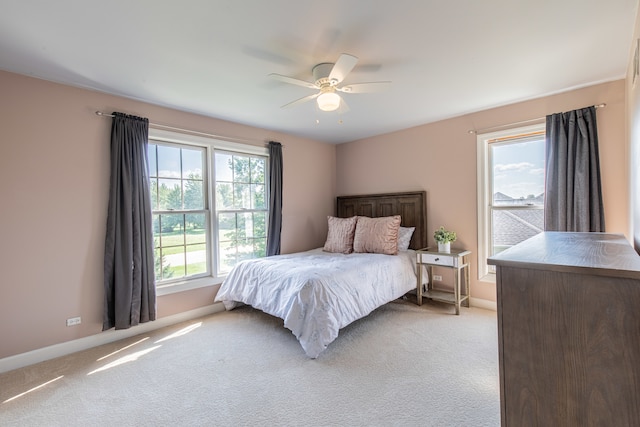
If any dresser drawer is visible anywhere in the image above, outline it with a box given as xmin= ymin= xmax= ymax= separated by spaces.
xmin=418 ymin=253 xmax=456 ymax=267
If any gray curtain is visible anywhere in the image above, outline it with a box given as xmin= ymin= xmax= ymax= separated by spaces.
xmin=544 ymin=106 xmax=605 ymax=232
xmin=103 ymin=112 xmax=156 ymax=330
xmin=266 ymin=141 xmax=283 ymax=256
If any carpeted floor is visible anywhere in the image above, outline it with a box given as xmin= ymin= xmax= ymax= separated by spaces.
xmin=0 ymin=298 xmax=500 ymax=426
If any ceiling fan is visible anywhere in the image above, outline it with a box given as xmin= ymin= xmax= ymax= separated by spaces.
xmin=269 ymin=53 xmax=391 ymax=112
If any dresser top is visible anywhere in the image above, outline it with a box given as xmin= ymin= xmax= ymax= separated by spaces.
xmin=487 ymin=232 xmax=640 ymax=279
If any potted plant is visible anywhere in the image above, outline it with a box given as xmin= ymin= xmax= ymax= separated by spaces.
xmin=434 ymin=226 xmax=456 ymax=253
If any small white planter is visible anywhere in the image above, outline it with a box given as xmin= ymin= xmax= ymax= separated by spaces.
xmin=438 ymin=242 xmax=451 ymax=253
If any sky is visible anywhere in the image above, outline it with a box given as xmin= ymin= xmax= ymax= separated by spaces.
xmin=491 ymin=138 xmax=545 ymax=200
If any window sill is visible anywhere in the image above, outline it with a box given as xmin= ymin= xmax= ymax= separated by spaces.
xmin=478 ymin=272 xmax=496 ymax=284
xmin=156 ymin=276 xmax=225 ymax=296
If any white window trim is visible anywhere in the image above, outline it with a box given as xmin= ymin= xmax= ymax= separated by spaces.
xmin=149 ymin=128 xmax=268 ymax=296
xmin=476 ymin=123 xmax=545 ymax=283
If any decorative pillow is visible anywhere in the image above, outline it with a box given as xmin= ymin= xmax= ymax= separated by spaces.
xmin=323 ymin=216 xmax=358 ymax=254
xmin=353 ymin=215 xmax=401 ymax=255
xmin=397 ymin=226 xmax=415 ymax=251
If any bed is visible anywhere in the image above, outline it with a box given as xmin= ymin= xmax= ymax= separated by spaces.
xmin=214 ymin=191 xmax=428 ymax=358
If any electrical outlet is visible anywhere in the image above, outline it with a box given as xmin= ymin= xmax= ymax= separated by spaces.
xmin=66 ymin=317 xmax=81 ymax=327
xmin=433 ymin=275 xmax=443 ymax=282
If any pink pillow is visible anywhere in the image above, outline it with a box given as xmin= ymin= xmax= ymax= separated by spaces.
xmin=323 ymin=216 xmax=358 ymax=254
xmin=353 ymin=215 xmax=401 ymax=255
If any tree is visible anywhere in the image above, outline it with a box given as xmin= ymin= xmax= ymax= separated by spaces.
xmin=154 ymin=252 xmax=173 ymax=280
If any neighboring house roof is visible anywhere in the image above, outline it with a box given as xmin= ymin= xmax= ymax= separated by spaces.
xmin=493 ymin=209 xmax=544 ymax=247
xmin=492 ymin=191 xmax=544 ymax=247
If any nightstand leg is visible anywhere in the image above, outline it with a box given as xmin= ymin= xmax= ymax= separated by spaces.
xmin=417 ymin=262 xmax=422 ymax=306
xmin=454 ymin=268 xmax=460 ymax=315
xmin=464 ymin=263 xmax=470 ymax=308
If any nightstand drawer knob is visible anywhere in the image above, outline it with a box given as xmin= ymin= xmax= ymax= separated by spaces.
xmin=435 ymin=257 xmax=439 ymax=261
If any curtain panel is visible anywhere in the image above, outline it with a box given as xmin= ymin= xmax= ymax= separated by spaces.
xmin=103 ymin=112 xmax=156 ymax=330
xmin=266 ymin=141 xmax=283 ymax=256
xmin=544 ymin=106 xmax=605 ymax=232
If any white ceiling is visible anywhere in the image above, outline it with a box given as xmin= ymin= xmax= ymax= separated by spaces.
xmin=0 ymin=0 xmax=637 ymax=144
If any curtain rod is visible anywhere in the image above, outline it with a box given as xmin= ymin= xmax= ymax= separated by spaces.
xmin=95 ymin=111 xmax=281 ymax=148
xmin=467 ymin=103 xmax=606 ymax=135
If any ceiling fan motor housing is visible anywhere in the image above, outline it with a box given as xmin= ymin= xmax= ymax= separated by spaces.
xmin=313 ymin=63 xmax=338 ymax=87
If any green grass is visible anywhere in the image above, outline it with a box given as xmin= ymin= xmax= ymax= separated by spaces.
xmin=157 ymin=229 xmax=206 ymax=248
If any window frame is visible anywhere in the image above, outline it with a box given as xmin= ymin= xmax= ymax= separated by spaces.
xmin=476 ymin=123 xmax=545 ymax=282
xmin=148 ymin=128 xmax=269 ymax=296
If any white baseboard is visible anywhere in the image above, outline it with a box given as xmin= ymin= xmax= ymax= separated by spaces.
xmin=470 ymin=297 xmax=497 ymax=311
xmin=0 ymin=303 xmax=225 ymax=374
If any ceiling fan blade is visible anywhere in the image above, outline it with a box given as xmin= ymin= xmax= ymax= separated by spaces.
xmin=329 ymin=53 xmax=358 ymax=84
xmin=269 ymin=73 xmax=318 ymax=89
xmin=337 ymin=81 xmax=391 ymax=94
xmin=281 ymin=92 xmax=319 ymax=109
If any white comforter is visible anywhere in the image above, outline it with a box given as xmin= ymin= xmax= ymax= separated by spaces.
xmin=214 ymin=248 xmax=418 ymax=358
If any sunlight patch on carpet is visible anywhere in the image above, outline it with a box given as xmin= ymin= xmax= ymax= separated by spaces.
xmin=154 ymin=322 xmax=202 ymax=343
xmin=2 ymin=375 xmax=64 ymax=403
xmin=97 ymin=337 xmax=150 ymax=362
xmin=87 ymin=346 xmax=161 ymax=375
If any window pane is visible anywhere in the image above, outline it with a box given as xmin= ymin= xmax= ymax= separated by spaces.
xmin=182 ymin=148 xmax=203 ymax=179
xmin=490 ymin=139 xmax=545 ymax=206
xmin=150 ymin=179 xmax=158 ymax=210
xmin=216 ymin=183 xmax=233 ymax=209
xmin=237 ymin=239 xmax=255 ymax=262
xmin=238 ymin=212 xmax=253 ymax=239
xmin=234 ymin=183 xmax=251 ymax=209
xmin=154 ymin=248 xmax=163 ymax=280
xmin=233 ymin=156 xmax=251 ymax=183
xmin=252 ymin=184 xmax=265 ymax=209
xmin=251 ymin=158 xmax=265 ymax=183
xmin=183 ymin=180 xmax=203 ymax=209
xmin=186 ymin=213 xmax=206 ymax=244
xmin=492 ymin=208 xmax=543 ymax=256
xmin=157 ymin=145 xmax=181 ymax=178
xmin=160 ymin=213 xmax=184 ymax=237
xmin=186 ymin=243 xmax=206 ymax=275
xmin=215 ymin=153 xmax=233 ymax=182
xmin=253 ymin=238 xmax=266 ymax=258
xmin=167 ymin=253 xmax=186 ymax=278
xmin=219 ymin=241 xmax=237 ymax=274
xmin=148 ymin=144 xmax=157 ymax=177
xmin=218 ymin=213 xmax=236 ymax=242
xmin=153 ymin=214 xmax=160 ymax=248
xmin=253 ymin=212 xmax=266 ymax=238
xmin=158 ymin=179 xmax=182 ymax=210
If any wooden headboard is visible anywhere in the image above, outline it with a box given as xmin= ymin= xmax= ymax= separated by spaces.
xmin=336 ymin=191 xmax=428 ymax=250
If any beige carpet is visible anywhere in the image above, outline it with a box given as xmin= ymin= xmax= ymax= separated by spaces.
xmin=0 ymin=298 xmax=500 ymax=426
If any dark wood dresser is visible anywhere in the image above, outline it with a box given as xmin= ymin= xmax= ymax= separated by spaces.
xmin=488 ymin=232 xmax=640 ymax=426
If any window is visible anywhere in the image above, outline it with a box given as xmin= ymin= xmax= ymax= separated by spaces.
xmin=477 ymin=124 xmax=545 ymax=280
xmin=148 ymin=129 xmax=269 ymax=294
xmin=149 ymin=143 xmax=208 ymax=282
xmin=214 ymin=151 xmax=268 ymax=274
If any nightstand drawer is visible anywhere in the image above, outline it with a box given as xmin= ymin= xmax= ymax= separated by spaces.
xmin=418 ymin=253 xmax=455 ymax=267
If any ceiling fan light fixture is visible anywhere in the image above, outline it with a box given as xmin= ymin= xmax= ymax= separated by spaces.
xmin=317 ymin=92 xmax=341 ymax=112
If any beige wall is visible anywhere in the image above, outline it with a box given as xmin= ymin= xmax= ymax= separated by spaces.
xmin=0 ymin=70 xmax=336 ymax=359
xmin=1 ymin=61 xmax=634 ymax=360
xmin=337 ymin=80 xmax=629 ymax=303
xmin=629 ymin=6 xmax=640 ymax=252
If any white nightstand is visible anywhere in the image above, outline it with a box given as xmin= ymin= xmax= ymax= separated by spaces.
xmin=416 ymin=247 xmax=471 ymax=315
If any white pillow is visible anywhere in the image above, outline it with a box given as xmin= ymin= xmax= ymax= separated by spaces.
xmin=398 ymin=226 xmax=415 ymax=251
